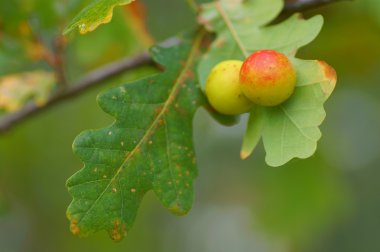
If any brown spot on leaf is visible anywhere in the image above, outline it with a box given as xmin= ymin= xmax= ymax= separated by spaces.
xmin=319 ymin=60 xmax=337 ymax=82
xmin=155 ymin=106 xmax=163 ymax=115
xmin=168 ymin=202 xmax=186 ymax=216
xmin=240 ymin=150 xmax=250 ymax=160
xmin=318 ymin=60 xmax=337 ymax=99
xmin=215 ymin=38 xmax=225 ymax=48
xmin=184 ymin=69 xmax=195 ymax=80
xmin=180 ymin=60 xmax=186 ymax=67
xmin=70 ymin=219 xmax=80 ymax=235
xmin=158 ymin=119 xmax=165 ymax=126
xmin=110 ymin=219 xmax=127 ymax=241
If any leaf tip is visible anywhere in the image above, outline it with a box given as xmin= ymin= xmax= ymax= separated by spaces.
xmin=240 ymin=150 xmax=251 ymax=160
xmin=68 ymin=217 xmax=81 ymax=236
xmin=318 ymin=60 xmax=337 ymax=99
xmin=318 ymin=60 xmax=337 ymax=83
xmin=312 ymin=14 xmax=324 ymax=33
xmin=168 ymin=202 xmax=189 ymax=216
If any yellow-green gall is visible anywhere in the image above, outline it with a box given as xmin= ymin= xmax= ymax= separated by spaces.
xmin=205 ymin=60 xmax=254 ymax=115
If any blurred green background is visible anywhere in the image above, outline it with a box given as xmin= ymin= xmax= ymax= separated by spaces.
xmin=1 ymin=0 xmax=380 ymax=251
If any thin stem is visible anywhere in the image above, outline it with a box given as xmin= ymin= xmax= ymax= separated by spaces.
xmin=52 ymin=36 xmax=67 ymax=87
xmin=0 ymin=52 xmax=153 ymax=133
xmin=29 ymin=21 xmax=68 ymax=87
xmin=283 ymin=0 xmax=350 ymax=14
xmin=214 ymin=0 xmax=249 ymax=58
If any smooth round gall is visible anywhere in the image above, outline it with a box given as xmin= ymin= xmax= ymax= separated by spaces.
xmin=240 ymin=50 xmax=296 ymax=106
xmin=205 ymin=60 xmax=254 ymax=115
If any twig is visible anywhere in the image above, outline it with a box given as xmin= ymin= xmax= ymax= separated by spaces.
xmin=52 ymin=36 xmax=67 ymax=87
xmin=283 ymin=0 xmax=350 ymax=14
xmin=29 ymin=20 xmax=68 ymax=87
xmin=0 ymin=52 xmax=152 ymax=133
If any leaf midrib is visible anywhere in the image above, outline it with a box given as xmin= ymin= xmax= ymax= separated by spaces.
xmin=214 ymin=0 xmax=249 ymax=58
xmin=280 ymin=106 xmax=316 ymax=142
xmin=73 ymin=32 xmax=204 ymax=226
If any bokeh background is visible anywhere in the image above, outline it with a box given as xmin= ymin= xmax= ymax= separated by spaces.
xmin=1 ymin=0 xmax=380 ymax=251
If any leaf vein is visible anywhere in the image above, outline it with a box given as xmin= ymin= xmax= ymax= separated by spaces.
xmin=280 ymin=106 xmax=315 ymax=142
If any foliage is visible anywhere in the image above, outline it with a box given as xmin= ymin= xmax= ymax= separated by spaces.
xmin=64 ymin=0 xmax=136 ymax=34
xmin=198 ymin=0 xmax=336 ymax=166
xmin=61 ymin=0 xmax=339 ymax=239
xmin=0 ymin=0 xmax=345 ymax=243
xmin=3 ymin=0 xmax=380 ymax=251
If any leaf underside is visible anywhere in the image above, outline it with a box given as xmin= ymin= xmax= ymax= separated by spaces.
xmin=198 ymin=0 xmax=337 ymax=166
xmin=67 ymin=33 xmax=205 ymax=240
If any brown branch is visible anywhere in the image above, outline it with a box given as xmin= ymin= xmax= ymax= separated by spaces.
xmin=282 ymin=0 xmax=350 ymax=14
xmin=0 ymin=52 xmax=153 ymax=133
xmin=0 ymin=0 xmax=348 ymax=133
xmin=52 ymin=36 xmax=68 ymax=87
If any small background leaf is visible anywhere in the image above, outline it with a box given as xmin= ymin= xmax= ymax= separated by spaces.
xmin=64 ymin=0 xmax=135 ymax=35
xmin=0 ymin=70 xmax=56 ymax=112
xmin=261 ymin=59 xmax=337 ymax=166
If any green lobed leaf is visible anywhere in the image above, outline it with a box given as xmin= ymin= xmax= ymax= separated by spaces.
xmin=63 ymin=0 xmax=135 ymax=35
xmin=240 ymin=106 xmax=264 ymax=159
xmin=262 ymin=59 xmax=336 ymax=166
xmin=67 ymin=32 xmax=206 ymax=240
xmin=198 ymin=0 xmax=336 ymax=166
xmin=242 ymin=59 xmax=337 ymax=165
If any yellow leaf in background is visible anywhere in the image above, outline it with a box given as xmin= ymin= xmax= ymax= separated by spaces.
xmin=63 ymin=0 xmax=136 ymax=35
xmin=124 ymin=2 xmax=154 ymax=48
xmin=0 ymin=71 xmax=56 ymax=112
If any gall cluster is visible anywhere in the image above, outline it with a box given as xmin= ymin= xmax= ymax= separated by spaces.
xmin=205 ymin=50 xmax=297 ymax=115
